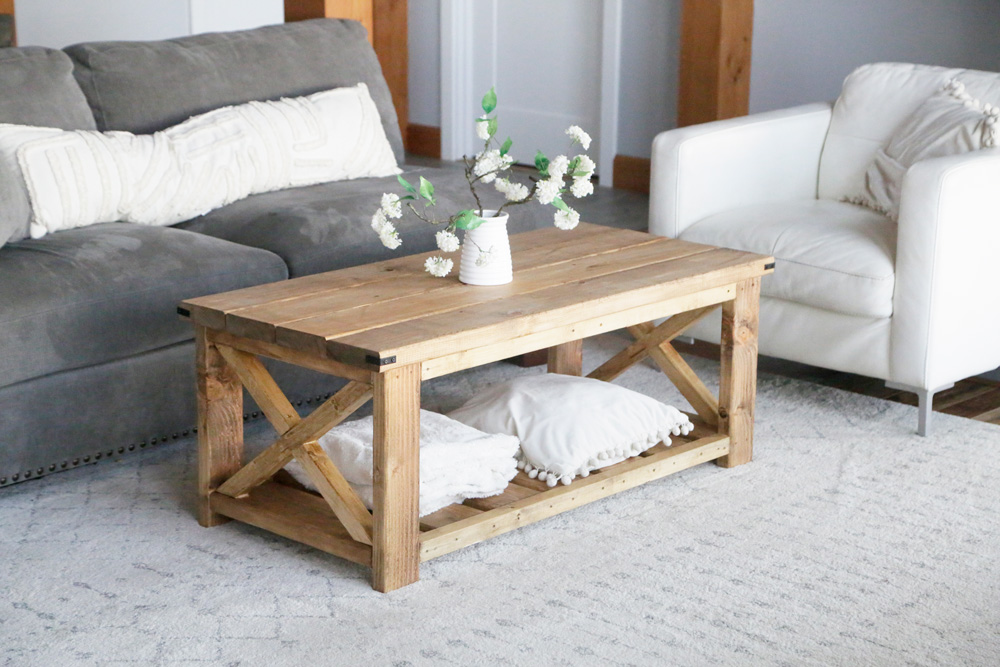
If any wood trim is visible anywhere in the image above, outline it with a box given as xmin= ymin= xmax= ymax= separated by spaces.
xmin=0 ymin=0 xmax=14 ymax=47
xmin=678 ymin=0 xmax=753 ymax=127
xmin=612 ymin=154 xmax=651 ymax=193
xmin=406 ymin=123 xmax=441 ymax=159
xmin=285 ymin=0 xmax=408 ymax=145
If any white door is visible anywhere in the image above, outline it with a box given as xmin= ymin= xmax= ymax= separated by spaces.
xmin=443 ymin=0 xmax=614 ymax=179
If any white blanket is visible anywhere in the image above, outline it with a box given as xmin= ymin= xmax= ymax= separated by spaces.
xmin=285 ymin=410 xmax=519 ymax=517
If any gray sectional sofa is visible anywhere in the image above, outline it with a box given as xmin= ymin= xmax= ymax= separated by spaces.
xmin=0 ymin=19 xmax=558 ymax=487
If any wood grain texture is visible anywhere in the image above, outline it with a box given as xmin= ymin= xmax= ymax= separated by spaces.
xmin=678 ymin=0 xmax=754 ymax=127
xmin=196 ymin=327 xmax=244 ymax=527
xmin=216 ymin=381 xmax=372 ymax=498
xmin=420 ymin=435 xmax=730 ymax=561
xmin=373 ymin=0 xmax=408 ymax=143
xmin=547 ymin=339 xmax=583 ymax=376
xmin=211 ymin=482 xmax=372 ymax=566
xmin=293 ymin=440 xmax=373 ymax=545
xmin=208 ymin=331 xmax=370 ymax=382
xmin=638 ymin=333 xmax=721 ymax=427
xmin=216 ymin=345 xmax=299 ymax=435
xmin=717 ymin=277 xmax=760 ymax=467
xmin=372 ymin=363 xmax=422 ymax=592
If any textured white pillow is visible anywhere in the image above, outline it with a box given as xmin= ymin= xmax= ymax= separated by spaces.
xmin=17 ymin=83 xmax=401 ymax=239
xmin=449 ymin=374 xmax=693 ymax=487
xmin=848 ymin=80 xmax=999 ymax=220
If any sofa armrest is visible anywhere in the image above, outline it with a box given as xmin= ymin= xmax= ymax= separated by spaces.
xmin=891 ymin=148 xmax=1000 ymax=389
xmin=648 ymin=103 xmax=833 ymax=238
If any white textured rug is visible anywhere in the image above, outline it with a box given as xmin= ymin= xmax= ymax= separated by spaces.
xmin=2 ymin=334 xmax=999 ymax=666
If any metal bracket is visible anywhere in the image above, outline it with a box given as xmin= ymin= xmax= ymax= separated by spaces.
xmin=764 ymin=262 xmax=776 ymax=271
xmin=177 ymin=307 xmax=191 ymax=318
xmin=365 ymin=354 xmax=397 ymax=367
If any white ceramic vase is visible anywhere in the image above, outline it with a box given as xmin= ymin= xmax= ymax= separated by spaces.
xmin=459 ymin=210 xmax=513 ymax=285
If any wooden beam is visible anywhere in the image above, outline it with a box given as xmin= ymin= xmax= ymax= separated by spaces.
xmin=286 ymin=0 xmax=373 ymax=42
xmin=678 ymin=0 xmax=753 ymax=127
xmin=0 ymin=0 xmax=15 ymax=47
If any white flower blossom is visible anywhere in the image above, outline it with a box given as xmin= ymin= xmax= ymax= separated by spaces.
xmin=536 ymin=178 xmax=562 ymax=205
xmin=548 ymin=155 xmax=569 ymax=180
xmin=435 ymin=229 xmax=461 ymax=253
xmin=424 ymin=256 xmax=453 ymax=277
xmin=378 ymin=222 xmax=402 ymax=249
xmin=554 ymin=207 xmax=581 ymax=230
xmin=476 ymin=246 xmax=498 ymax=267
xmin=566 ymin=125 xmax=592 ymax=150
xmin=570 ymin=178 xmax=594 ymax=198
xmin=473 ymin=149 xmax=514 ymax=184
xmin=371 ymin=209 xmax=389 ymax=233
xmin=575 ymin=154 xmax=596 ymax=178
xmin=380 ymin=193 xmax=402 ymax=219
xmin=494 ymin=178 xmax=530 ymax=202
xmin=475 ymin=116 xmax=491 ymax=141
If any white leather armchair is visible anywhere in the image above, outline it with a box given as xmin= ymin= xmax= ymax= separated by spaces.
xmin=649 ymin=63 xmax=1000 ymax=435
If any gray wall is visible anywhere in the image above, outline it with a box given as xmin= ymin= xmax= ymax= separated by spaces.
xmin=411 ymin=0 xmax=1000 ymax=159
xmin=750 ymin=0 xmax=1000 ymax=113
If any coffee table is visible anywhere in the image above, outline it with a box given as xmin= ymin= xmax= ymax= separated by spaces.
xmin=179 ymin=223 xmax=773 ymax=592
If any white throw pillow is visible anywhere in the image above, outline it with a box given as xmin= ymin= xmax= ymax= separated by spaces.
xmin=449 ymin=374 xmax=693 ymax=487
xmin=285 ymin=409 xmax=520 ymax=517
xmin=848 ymin=80 xmax=999 ymax=220
xmin=16 ymin=83 xmax=401 ymax=239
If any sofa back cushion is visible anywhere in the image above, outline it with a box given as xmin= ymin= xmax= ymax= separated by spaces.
xmin=0 ymin=47 xmax=97 ymax=247
xmin=818 ymin=62 xmax=1000 ymax=201
xmin=63 ymin=18 xmax=404 ymax=162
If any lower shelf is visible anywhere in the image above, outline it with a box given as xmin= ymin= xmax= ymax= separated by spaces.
xmin=210 ymin=422 xmax=730 ymax=569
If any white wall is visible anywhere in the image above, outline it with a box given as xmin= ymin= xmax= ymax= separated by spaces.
xmin=17 ymin=0 xmax=282 ymax=49
xmin=189 ymin=0 xmax=283 ymax=36
xmin=750 ymin=0 xmax=1000 ymax=113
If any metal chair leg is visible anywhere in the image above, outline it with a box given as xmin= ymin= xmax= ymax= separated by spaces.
xmin=886 ymin=381 xmax=954 ymax=436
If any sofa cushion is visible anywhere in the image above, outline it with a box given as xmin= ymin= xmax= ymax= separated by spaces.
xmin=0 ymin=224 xmax=287 ymax=389
xmin=818 ymin=62 xmax=1000 ymax=201
xmin=176 ymin=165 xmax=558 ymax=278
xmin=680 ymin=200 xmax=896 ymax=319
xmin=64 ymin=19 xmax=404 ymax=163
xmin=0 ymin=47 xmax=97 ymax=248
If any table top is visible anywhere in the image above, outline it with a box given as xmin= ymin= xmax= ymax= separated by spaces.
xmin=181 ymin=223 xmax=773 ymax=371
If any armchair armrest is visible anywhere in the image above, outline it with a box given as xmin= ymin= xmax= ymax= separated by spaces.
xmin=649 ymin=103 xmax=833 ymax=238
xmin=891 ymin=148 xmax=1000 ymax=389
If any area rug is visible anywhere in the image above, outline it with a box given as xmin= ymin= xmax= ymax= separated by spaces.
xmin=2 ymin=334 xmax=998 ymax=666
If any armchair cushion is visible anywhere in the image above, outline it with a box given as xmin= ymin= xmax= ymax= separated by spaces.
xmin=680 ymin=200 xmax=895 ymax=319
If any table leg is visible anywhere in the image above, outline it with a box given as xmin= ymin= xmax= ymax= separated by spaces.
xmin=717 ymin=278 xmax=761 ymax=468
xmin=547 ymin=339 xmax=583 ymax=376
xmin=372 ymin=363 xmax=422 ymax=592
xmin=195 ymin=326 xmax=244 ymax=526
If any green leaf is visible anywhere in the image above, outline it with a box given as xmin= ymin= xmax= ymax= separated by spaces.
xmin=400 ymin=194 xmax=416 ymax=201
xmin=568 ymin=156 xmax=581 ymax=172
xmin=487 ymin=117 xmax=499 ymax=138
xmin=481 ymin=87 xmax=497 ymax=114
xmin=453 ymin=209 xmax=485 ymax=230
xmin=534 ymin=150 xmax=550 ymax=178
xmin=419 ymin=176 xmax=436 ymax=204
xmin=551 ymin=196 xmax=570 ymax=213
xmin=397 ymin=174 xmax=417 ymax=194
xmin=500 ymin=136 xmax=513 ymax=156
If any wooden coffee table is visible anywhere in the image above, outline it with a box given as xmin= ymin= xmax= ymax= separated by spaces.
xmin=179 ymin=223 xmax=772 ymax=592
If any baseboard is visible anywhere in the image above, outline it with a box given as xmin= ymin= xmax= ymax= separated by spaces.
xmin=406 ymin=123 xmax=441 ymax=159
xmin=612 ymin=155 xmax=651 ymax=194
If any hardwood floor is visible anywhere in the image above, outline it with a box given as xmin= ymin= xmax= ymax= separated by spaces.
xmin=673 ymin=339 xmax=1000 ymax=426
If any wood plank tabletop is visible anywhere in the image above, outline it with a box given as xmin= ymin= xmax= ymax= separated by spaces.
xmin=181 ymin=223 xmax=773 ymax=370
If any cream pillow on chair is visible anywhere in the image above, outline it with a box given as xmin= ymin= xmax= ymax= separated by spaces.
xmin=449 ymin=374 xmax=693 ymax=487
xmin=849 ymin=80 xmax=998 ymax=220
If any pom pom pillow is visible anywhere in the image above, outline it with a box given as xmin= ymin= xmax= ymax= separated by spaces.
xmin=7 ymin=82 xmax=400 ymax=239
xmin=849 ymin=80 xmax=999 ymax=220
xmin=449 ymin=374 xmax=693 ymax=487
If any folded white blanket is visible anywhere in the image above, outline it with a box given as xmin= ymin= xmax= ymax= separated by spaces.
xmin=285 ymin=410 xmax=520 ymax=517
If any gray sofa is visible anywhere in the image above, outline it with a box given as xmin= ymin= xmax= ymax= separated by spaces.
xmin=0 ymin=19 xmax=559 ymax=487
